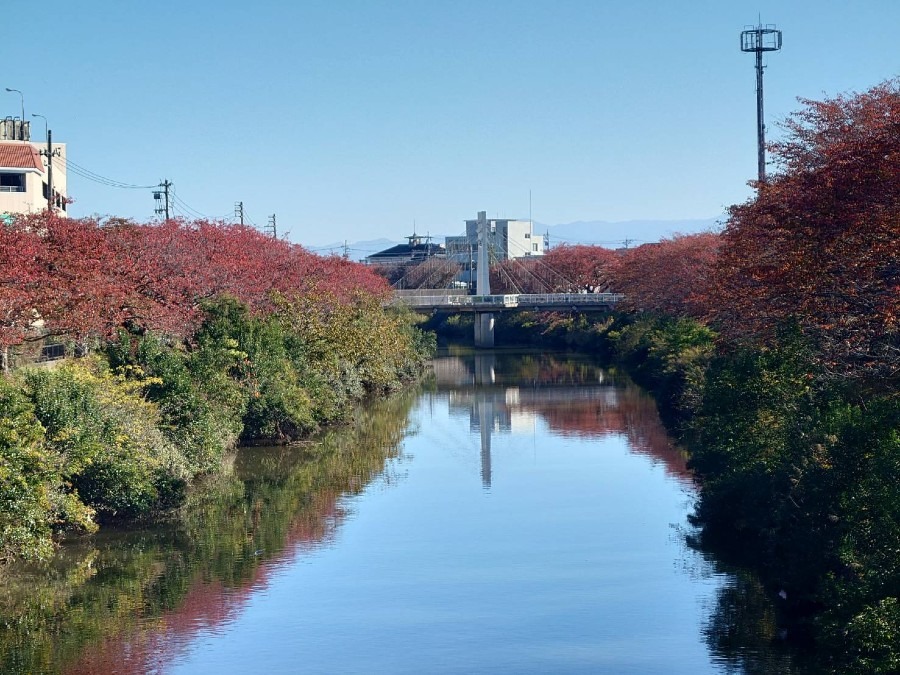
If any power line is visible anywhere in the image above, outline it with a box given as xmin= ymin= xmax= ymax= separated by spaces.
xmin=51 ymin=155 xmax=155 ymax=189
xmin=171 ymin=191 xmax=210 ymax=220
xmin=50 ymin=156 xmax=235 ymax=222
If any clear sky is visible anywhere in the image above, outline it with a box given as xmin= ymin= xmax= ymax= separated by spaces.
xmin=5 ymin=1 xmax=897 ymax=247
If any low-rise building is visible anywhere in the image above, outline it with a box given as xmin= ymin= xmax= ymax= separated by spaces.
xmin=365 ymin=233 xmax=445 ymax=266
xmin=0 ymin=118 xmax=67 ymax=218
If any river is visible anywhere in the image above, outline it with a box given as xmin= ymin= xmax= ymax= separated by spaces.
xmin=0 ymin=351 xmax=802 ymax=674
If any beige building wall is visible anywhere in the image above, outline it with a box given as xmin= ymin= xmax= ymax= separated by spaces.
xmin=0 ymin=142 xmax=68 ymax=217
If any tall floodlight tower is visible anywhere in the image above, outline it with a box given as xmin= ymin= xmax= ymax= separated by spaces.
xmin=741 ymin=23 xmax=782 ymax=182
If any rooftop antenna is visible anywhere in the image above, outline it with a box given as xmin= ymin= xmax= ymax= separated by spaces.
xmin=741 ymin=20 xmax=782 ymax=182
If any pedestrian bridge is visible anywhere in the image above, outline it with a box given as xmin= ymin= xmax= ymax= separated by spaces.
xmin=390 ymin=291 xmax=623 ymax=313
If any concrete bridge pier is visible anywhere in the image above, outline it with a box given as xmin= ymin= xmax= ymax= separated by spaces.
xmin=474 ymin=311 xmax=495 ymax=348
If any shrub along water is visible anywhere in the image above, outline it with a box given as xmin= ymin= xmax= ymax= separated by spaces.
xmin=0 ymin=295 xmax=433 ymax=564
xmin=597 ymin=314 xmax=900 ymax=673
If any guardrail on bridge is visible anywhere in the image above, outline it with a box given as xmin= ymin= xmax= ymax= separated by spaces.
xmin=389 ymin=292 xmax=623 ymax=311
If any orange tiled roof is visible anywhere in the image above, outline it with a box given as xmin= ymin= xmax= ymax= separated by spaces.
xmin=0 ymin=142 xmax=44 ymax=171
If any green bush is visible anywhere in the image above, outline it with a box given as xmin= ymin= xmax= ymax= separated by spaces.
xmin=24 ymin=360 xmax=188 ymax=522
xmin=195 ymin=297 xmax=317 ymax=441
xmin=0 ymin=379 xmax=60 ymax=562
xmin=105 ymin=330 xmax=244 ymax=474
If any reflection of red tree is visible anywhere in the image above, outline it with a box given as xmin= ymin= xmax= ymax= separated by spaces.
xmin=518 ymin=384 xmax=691 ymax=483
xmin=64 ymin=492 xmax=347 ymax=675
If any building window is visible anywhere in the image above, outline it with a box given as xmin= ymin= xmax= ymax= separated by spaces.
xmin=0 ymin=172 xmax=26 ymax=193
xmin=532 ymin=243 xmax=539 ymax=252
xmin=524 ymin=232 xmax=531 ymax=238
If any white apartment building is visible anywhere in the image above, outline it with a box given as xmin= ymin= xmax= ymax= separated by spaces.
xmin=0 ymin=118 xmax=67 ymax=218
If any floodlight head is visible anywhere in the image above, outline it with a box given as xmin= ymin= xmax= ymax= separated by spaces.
xmin=741 ymin=26 xmax=782 ymax=53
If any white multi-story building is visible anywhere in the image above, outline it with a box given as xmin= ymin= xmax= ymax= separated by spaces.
xmin=444 ymin=212 xmax=544 ymax=289
xmin=446 ymin=214 xmax=544 ymax=263
xmin=0 ymin=118 xmax=67 ymax=219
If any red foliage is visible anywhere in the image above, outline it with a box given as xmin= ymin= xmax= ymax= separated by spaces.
xmin=489 ymin=245 xmax=616 ymax=294
xmin=712 ymin=79 xmax=900 ymax=378
xmin=0 ymin=214 xmax=389 ymax=349
xmin=610 ymin=233 xmax=721 ymax=317
xmin=25 ymin=213 xmax=126 ymax=342
xmin=401 ymin=257 xmax=462 ymax=289
xmin=543 ymin=245 xmax=617 ymax=292
xmin=489 ymin=257 xmax=542 ymax=293
xmin=0 ymin=220 xmax=46 ymax=348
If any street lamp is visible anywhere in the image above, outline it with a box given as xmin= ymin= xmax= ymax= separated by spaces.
xmin=31 ymin=113 xmax=48 ymax=143
xmin=4 ymin=87 xmax=24 ymax=122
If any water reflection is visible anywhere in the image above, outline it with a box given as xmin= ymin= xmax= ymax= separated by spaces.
xmin=0 ymin=388 xmax=418 ymax=675
xmin=0 ymin=352 xmax=810 ymax=674
xmin=431 ymin=352 xmax=691 ymax=487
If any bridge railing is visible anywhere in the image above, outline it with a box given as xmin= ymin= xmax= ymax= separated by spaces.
xmin=516 ymin=293 xmax=623 ymax=306
xmin=390 ymin=292 xmax=623 ymax=309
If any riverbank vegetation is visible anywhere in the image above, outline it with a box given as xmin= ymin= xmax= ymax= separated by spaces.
xmin=0 ymin=216 xmax=433 ymax=564
xmin=0 ymin=387 xmax=419 ymax=674
xmin=474 ymin=79 xmax=899 ymax=671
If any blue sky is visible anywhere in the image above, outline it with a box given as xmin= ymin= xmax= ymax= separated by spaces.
xmin=5 ymin=1 xmax=897 ymax=246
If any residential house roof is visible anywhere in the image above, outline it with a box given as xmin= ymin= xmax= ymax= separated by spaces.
xmin=366 ymin=242 xmax=445 ymax=264
xmin=0 ymin=142 xmax=44 ymax=172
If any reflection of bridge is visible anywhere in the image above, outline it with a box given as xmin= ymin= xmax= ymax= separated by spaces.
xmin=391 ymin=292 xmax=623 ymax=313
xmin=430 ymin=354 xmax=690 ymax=489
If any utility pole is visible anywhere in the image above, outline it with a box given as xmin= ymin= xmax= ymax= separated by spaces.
xmin=343 ymin=240 xmax=350 ymax=259
xmin=154 ymin=180 xmax=172 ymax=220
xmin=234 ymin=201 xmax=244 ymax=225
xmin=267 ymin=213 xmax=277 ymax=238
xmin=39 ymin=129 xmax=61 ymax=212
xmin=741 ymin=22 xmax=782 ymax=182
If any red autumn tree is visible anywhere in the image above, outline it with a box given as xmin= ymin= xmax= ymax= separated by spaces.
xmin=401 ymin=257 xmax=462 ymax=289
xmin=29 ymin=214 xmax=127 ymax=343
xmin=104 ymin=219 xmax=388 ymax=337
xmin=489 ymin=257 xmax=543 ymax=293
xmin=711 ymin=78 xmax=900 ymax=379
xmin=610 ymin=233 xmax=721 ymax=317
xmin=490 ymin=245 xmax=617 ymax=294
xmin=1 ymin=214 xmax=391 ymax=362
xmin=542 ymin=245 xmax=617 ymax=292
xmin=0 ymin=219 xmax=47 ymax=370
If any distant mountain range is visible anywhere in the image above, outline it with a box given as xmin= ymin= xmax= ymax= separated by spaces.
xmin=316 ymin=217 xmax=725 ymax=261
xmin=544 ymin=217 xmax=724 ymax=247
xmin=307 ymin=238 xmax=399 ymax=261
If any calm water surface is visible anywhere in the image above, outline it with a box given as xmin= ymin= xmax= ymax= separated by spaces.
xmin=0 ymin=352 xmax=799 ymax=674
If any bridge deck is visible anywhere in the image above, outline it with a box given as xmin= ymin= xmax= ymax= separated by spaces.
xmin=390 ymin=292 xmax=623 ymax=312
